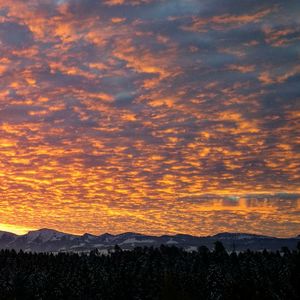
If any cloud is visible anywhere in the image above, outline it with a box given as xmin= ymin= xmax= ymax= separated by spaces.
xmin=0 ymin=22 xmax=33 ymax=48
xmin=0 ymin=0 xmax=299 ymax=236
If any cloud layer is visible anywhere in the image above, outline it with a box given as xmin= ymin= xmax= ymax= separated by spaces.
xmin=0 ymin=0 xmax=299 ymax=236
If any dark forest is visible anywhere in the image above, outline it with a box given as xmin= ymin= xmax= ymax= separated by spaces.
xmin=0 ymin=242 xmax=299 ymax=300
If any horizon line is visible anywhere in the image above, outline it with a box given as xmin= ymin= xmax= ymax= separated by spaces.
xmin=1 ymin=227 xmax=299 ymax=239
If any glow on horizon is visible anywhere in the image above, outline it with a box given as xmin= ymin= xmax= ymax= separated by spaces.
xmin=0 ymin=223 xmax=36 ymax=235
xmin=2 ymin=195 xmax=299 ymax=238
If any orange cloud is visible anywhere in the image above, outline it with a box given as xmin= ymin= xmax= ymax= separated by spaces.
xmin=0 ymin=0 xmax=298 ymax=238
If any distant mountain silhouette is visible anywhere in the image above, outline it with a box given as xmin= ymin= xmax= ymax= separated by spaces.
xmin=0 ymin=228 xmax=298 ymax=253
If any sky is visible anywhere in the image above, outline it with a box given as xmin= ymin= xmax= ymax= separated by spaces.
xmin=0 ymin=0 xmax=299 ymax=237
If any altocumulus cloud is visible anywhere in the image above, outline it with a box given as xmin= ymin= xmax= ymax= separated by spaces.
xmin=0 ymin=0 xmax=299 ymax=237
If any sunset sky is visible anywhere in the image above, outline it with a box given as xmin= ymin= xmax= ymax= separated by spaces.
xmin=0 ymin=0 xmax=299 ymax=237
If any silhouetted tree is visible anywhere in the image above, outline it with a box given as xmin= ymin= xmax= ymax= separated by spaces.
xmin=0 ymin=242 xmax=299 ymax=300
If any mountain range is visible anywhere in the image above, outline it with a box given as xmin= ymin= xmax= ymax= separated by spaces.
xmin=0 ymin=229 xmax=299 ymax=253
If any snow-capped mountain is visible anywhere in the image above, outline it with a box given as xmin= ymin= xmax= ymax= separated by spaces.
xmin=25 ymin=228 xmax=73 ymax=243
xmin=0 ymin=229 xmax=298 ymax=253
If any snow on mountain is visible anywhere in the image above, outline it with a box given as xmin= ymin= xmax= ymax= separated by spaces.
xmin=26 ymin=228 xmax=75 ymax=243
xmin=81 ymin=233 xmax=98 ymax=242
xmin=166 ymin=238 xmax=178 ymax=245
xmin=0 ymin=229 xmax=298 ymax=253
xmin=120 ymin=238 xmax=155 ymax=245
xmin=98 ymin=233 xmax=113 ymax=243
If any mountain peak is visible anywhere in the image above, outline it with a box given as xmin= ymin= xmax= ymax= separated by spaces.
xmin=26 ymin=228 xmax=69 ymax=243
xmin=212 ymin=232 xmax=270 ymax=239
xmin=31 ymin=228 xmax=59 ymax=233
xmin=0 ymin=231 xmax=17 ymax=238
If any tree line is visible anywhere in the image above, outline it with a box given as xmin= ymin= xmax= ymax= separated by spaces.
xmin=0 ymin=242 xmax=299 ymax=300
